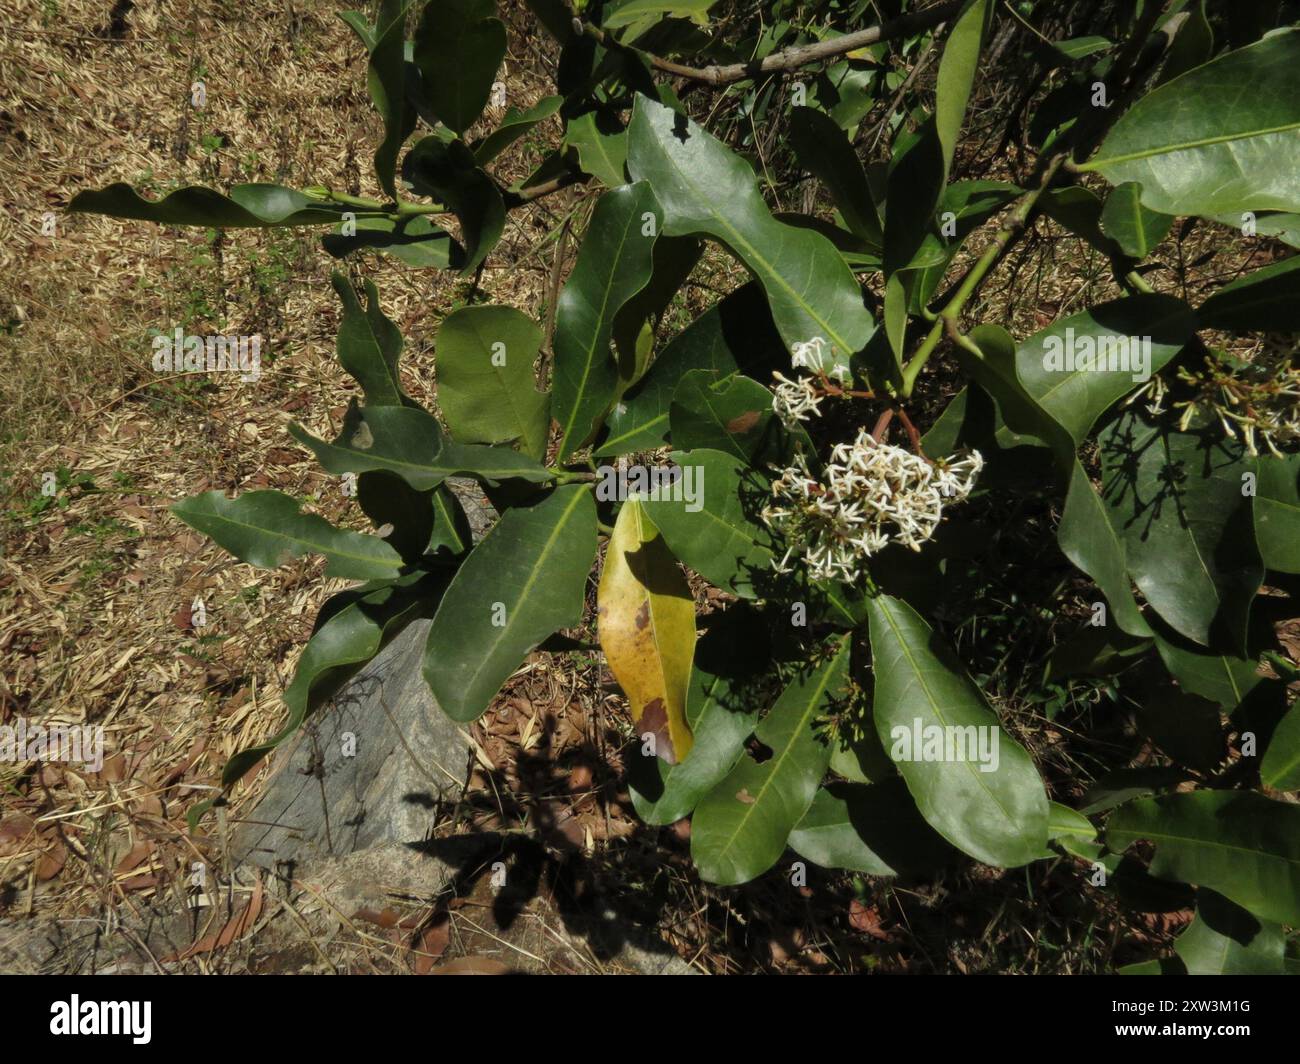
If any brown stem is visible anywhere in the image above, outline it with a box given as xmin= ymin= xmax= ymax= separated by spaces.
xmin=572 ymin=1 xmax=962 ymax=87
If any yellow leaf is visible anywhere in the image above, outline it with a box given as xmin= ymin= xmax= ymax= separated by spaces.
xmin=597 ymin=496 xmax=696 ymax=764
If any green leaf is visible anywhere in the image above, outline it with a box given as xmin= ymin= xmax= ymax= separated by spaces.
xmin=1255 ymin=452 xmax=1300 ymax=572
xmin=867 ymin=593 xmax=1049 ymax=868
xmin=1082 ymin=30 xmax=1300 ymax=217
xmin=1053 ymin=35 xmax=1111 ymax=61
xmin=627 ymin=95 xmax=875 ymax=358
xmin=603 ymin=0 xmax=717 ymax=29
xmin=788 ymin=106 xmax=882 ymax=246
xmin=330 ymin=273 xmax=413 ymax=406
xmin=1100 ymin=409 xmax=1262 ymax=650
xmin=1173 ymin=890 xmax=1285 ymax=975
xmin=473 ymin=95 xmax=562 ymax=165
xmin=789 ymin=780 xmax=954 ymax=876
xmin=630 ymin=606 xmax=766 ymax=825
xmin=1152 ymin=632 xmax=1264 ymax=712
xmin=934 ymin=0 xmax=989 ymax=174
xmin=612 ymin=235 xmax=702 ymax=391
xmin=218 ymin=568 xmax=447 ymax=787
xmin=290 ymin=403 xmax=551 ymax=490
xmin=1099 ymin=182 xmax=1173 ymax=259
xmin=1199 ymin=255 xmax=1300 ymax=332
xmin=1106 ymin=791 xmax=1300 ymax=925
xmin=565 ymin=111 xmax=629 ymax=188
xmin=423 ymin=486 xmax=598 ymax=722
xmin=403 ymin=136 xmax=506 ymax=274
xmin=412 ymin=0 xmax=506 ymax=135
xmin=369 ymin=0 xmax=414 ymax=198
xmin=1262 ymin=702 xmax=1300 ymax=791
xmin=1058 ymin=459 xmax=1154 ymax=638
xmin=172 ymin=489 xmax=403 ymax=581
xmin=435 ymin=305 xmax=549 ymax=460
xmin=669 ymin=370 xmax=783 ymax=462
xmin=690 ymin=637 xmax=851 ymax=885
xmin=1015 ymin=295 xmax=1196 ymax=449
xmin=552 ymin=182 xmax=662 ymax=459
xmin=1155 ymin=0 xmax=1212 ymax=86
xmin=68 ymin=183 xmax=352 ymax=228
xmin=322 ymin=215 xmax=462 ymax=269
xmin=639 ymin=448 xmax=774 ymax=599
xmin=597 ymin=284 xmax=786 ymax=457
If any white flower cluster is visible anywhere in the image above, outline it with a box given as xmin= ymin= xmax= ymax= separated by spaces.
xmin=791 ymin=336 xmax=851 ymax=382
xmin=761 ymin=431 xmax=984 ymax=582
xmin=772 ymin=371 xmax=824 ymax=426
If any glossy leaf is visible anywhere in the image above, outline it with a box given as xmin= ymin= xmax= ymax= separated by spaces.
xmin=669 ymin=370 xmax=781 ymax=462
xmin=1099 ymin=182 xmax=1173 ymax=259
xmin=565 ymin=110 xmax=628 ymax=188
xmin=1015 ymin=295 xmax=1196 ymax=449
xmin=473 ymin=95 xmax=562 ymax=165
xmin=291 ymin=403 xmax=552 ymax=490
xmin=1261 ymin=702 xmax=1300 ymax=791
xmin=597 ymin=284 xmax=787 ymax=457
xmin=552 ymin=183 xmax=661 ymax=459
xmin=172 ymin=489 xmax=402 ymax=581
xmin=639 ymin=448 xmax=774 ymax=599
xmin=1173 ymin=890 xmax=1285 ymax=975
xmin=788 ymin=780 xmax=954 ymax=876
xmin=1106 ymin=791 xmax=1300 ymax=925
xmin=788 ymin=106 xmax=882 ymax=246
xmin=435 ymin=305 xmax=549 ymax=459
xmin=612 ymin=235 xmax=702 ymax=392
xmin=1199 ymin=255 xmax=1300 ymax=332
xmin=627 ymin=96 xmax=875 ymax=358
xmin=691 ymin=638 xmax=851 ymax=885
xmin=322 ymin=215 xmax=462 ymax=269
xmin=867 ymin=593 xmax=1049 ymax=868
xmin=1100 ymin=409 xmax=1262 ymax=650
xmin=1153 ymin=632 xmax=1264 ymax=712
xmin=403 ymin=137 xmax=506 ymax=274
xmin=423 ymin=486 xmax=597 ymax=722
xmin=413 ymin=0 xmax=506 ymax=135
xmin=1254 ymin=452 xmax=1300 ymax=573
xmin=68 ymin=183 xmax=351 ymax=228
xmin=597 ymin=497 xmax=697 ymax=764
xmin=1058 ymin=459 xmax=1154 ymax=638
xmin=369 ymin=0 xmax=413 ymax=197
xmin=1082 ymin=30 xmax=1300 ymax=217
xmin=331 ymin=273 xmax=413 ymax=407
xmin=603 ymin=0 xmax=716 ymax=28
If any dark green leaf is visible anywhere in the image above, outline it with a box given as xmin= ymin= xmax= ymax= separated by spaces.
xmin=1099 ymin=182 xmax=1173 ymax=259
xmin=322 ymin=215 xmax=463 ymax=269
xmin=565 ymin=110 xmax=628 ymax=188
xmin=1255 ymin=452 xmax=1300 ymax=572
xmin=627 ymin=96 xmax=875 ymax=359
xmin=1199 ymin=255 xmax=1300 ymax=332
xmin=435 ymin=305 xmax=549 ymax=460
xmin=369 ymin=0 xmax=414 ymax=197
xmin=172 ymin=489 xmax=402 ymax=581
xmin=1106 ymin=791 xmax=1300 ymax=925
xmin=867 ymin=593 xmax=1049 ymax=868
xmin=412 ymin=0 xmax=507 ymax=135
xmin=690 ymin=637 xmax=851 ymax=885
xmin=423 ymin=486 xmax=597 ymax=721
xmin=552 ymin=182 xmax=662 ymax=458
xmin=403 ymin=137 xmax=506 ymax=274
xmin=1083 ymin=30 xmax=1300 ymax=217
xmin=473 ymin=95 xmax=563 ymax=165
xmin=68 ymin=183 xmax=351 ymax=228
xmin=1173 ymin=889 xmax=1285 ymax=975
xmin=330 ymin=273 xmax=413 ymax=407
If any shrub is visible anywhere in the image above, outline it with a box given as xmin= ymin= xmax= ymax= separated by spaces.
xmin=73 ymin=0 xmax=1300 ymax=973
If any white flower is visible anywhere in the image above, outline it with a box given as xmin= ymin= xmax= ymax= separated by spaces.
xmin=760 ymin=430 xmax=983 ymax=582
xmin=771 ymin=371 xmax=824 ymax=426
xmin=791 ymin=336 xmax=829 ymax=372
